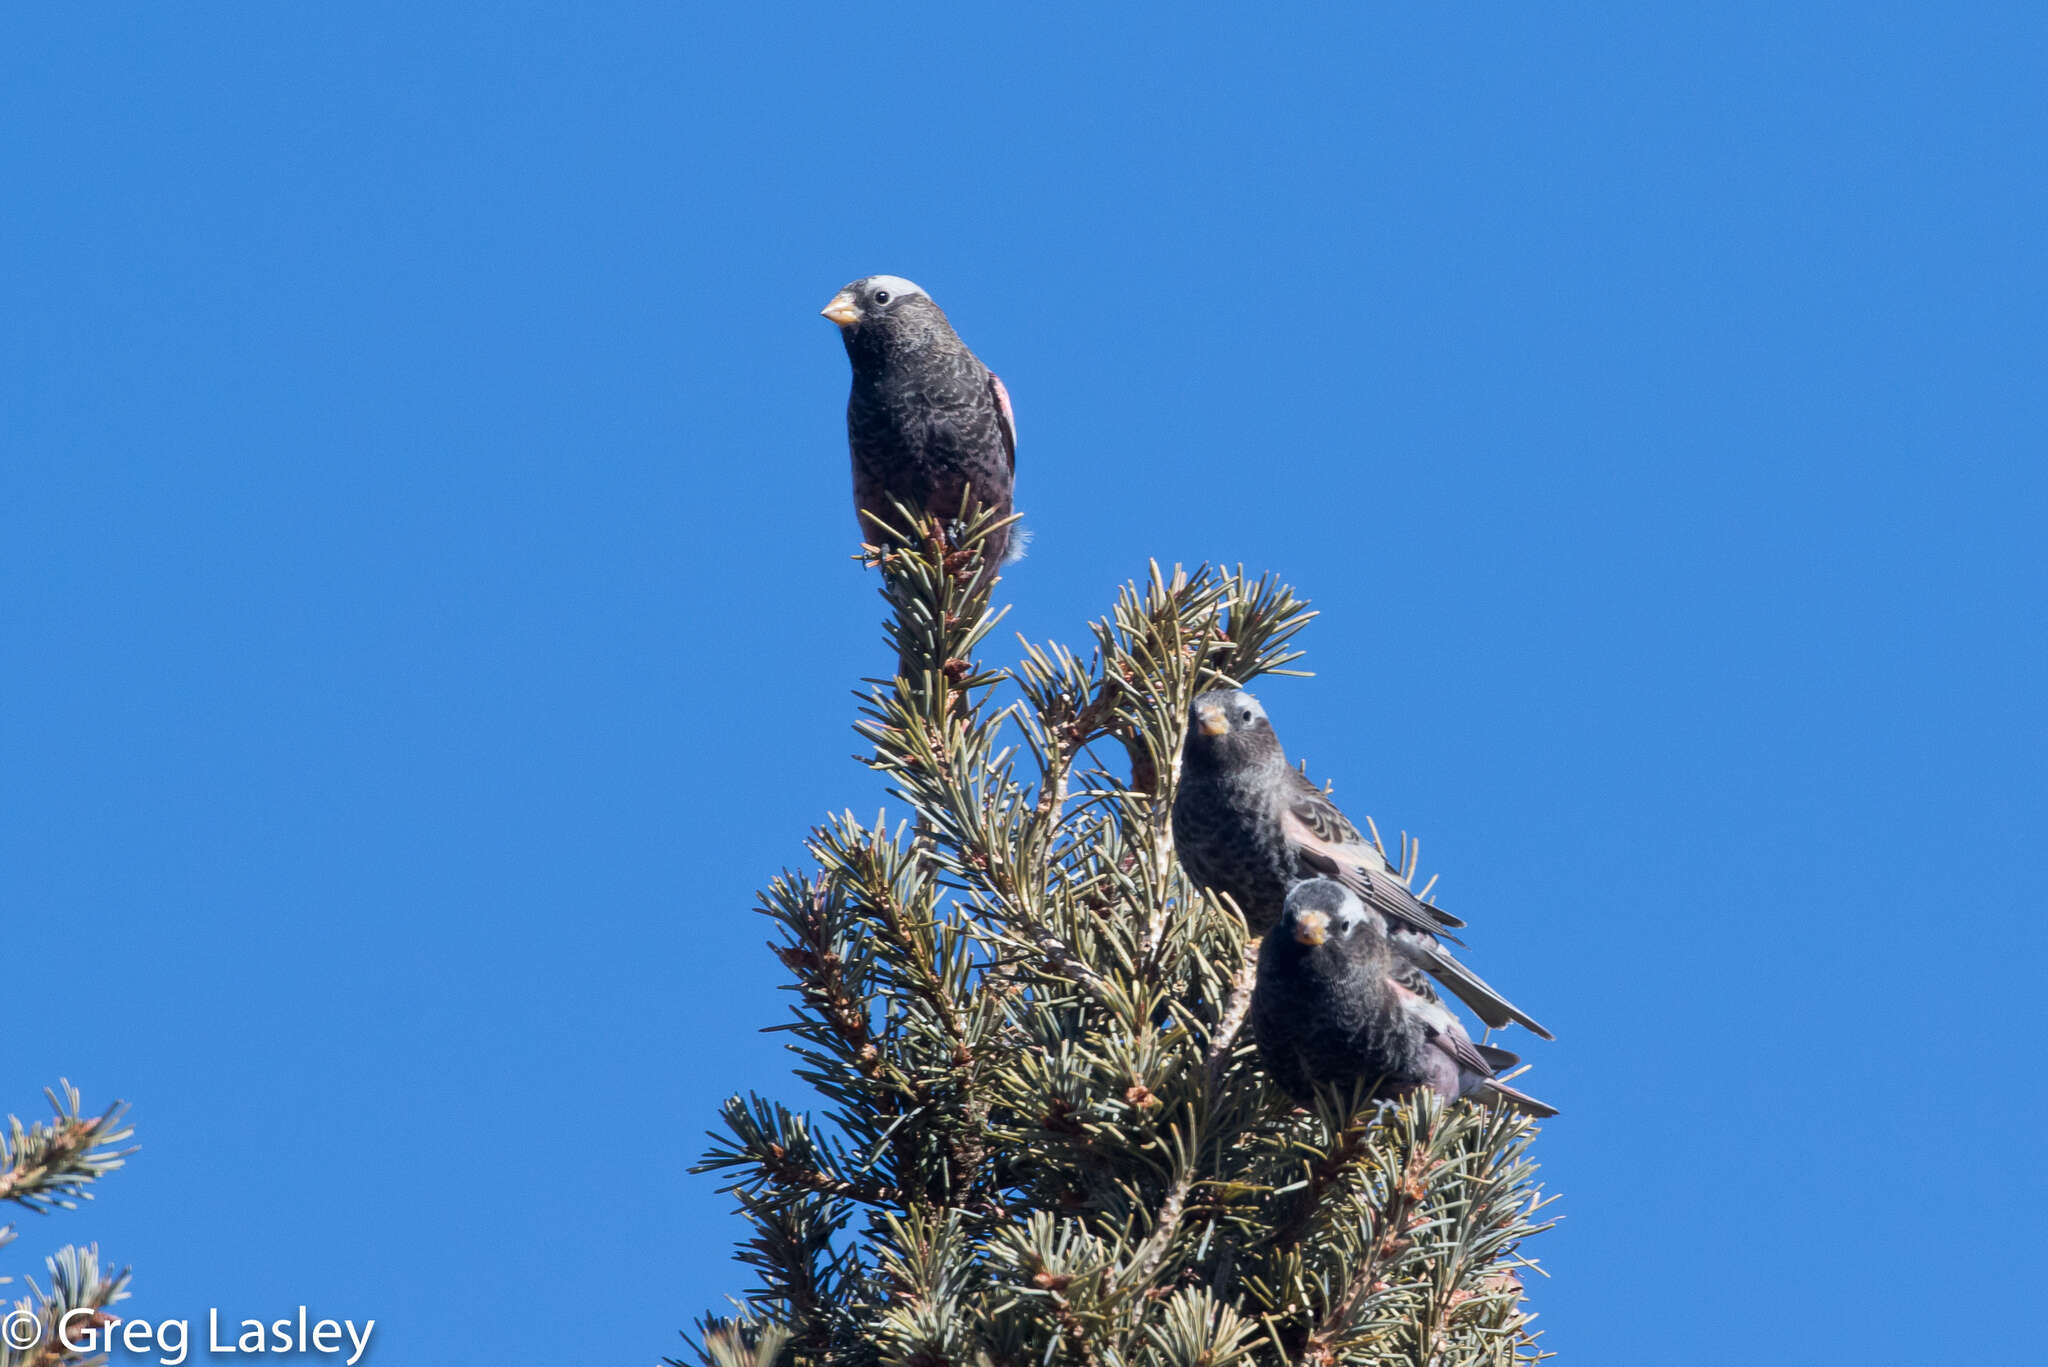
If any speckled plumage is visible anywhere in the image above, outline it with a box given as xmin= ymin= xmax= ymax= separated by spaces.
xmin=1253 ymin=880 xmax=1556 ymax=1117
xmin=1173 ymin=688 xmax=1553 ymax=1040
xmin=821 ymin=275 xmax=1016 ymax=566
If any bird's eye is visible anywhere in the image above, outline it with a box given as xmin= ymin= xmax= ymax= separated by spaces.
xmin=873 ymin=290 xmax=891 ymax=304
xmin=1239 ymin=708 xmax=1254 ymax=722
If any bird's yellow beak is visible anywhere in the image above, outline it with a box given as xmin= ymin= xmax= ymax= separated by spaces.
xmin=1291 ymin=908 xmax=1330 ymax=947
xmin=1194 ymin=701 xmax=1230 ymax=737
xmin=820 ymin=291 xmax=860 ymax=327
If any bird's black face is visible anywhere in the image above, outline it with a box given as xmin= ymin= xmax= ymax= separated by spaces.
xmin=1183 ymin=688 xmax=1282 ymax=771
xmin=1280 ymin=879 xmax=1373 ymax=950
xmin=820 ymin=275 xmax=931 ymax=333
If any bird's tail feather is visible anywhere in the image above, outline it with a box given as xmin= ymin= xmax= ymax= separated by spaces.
xmin=1476 ymin=1076 xmax=1558 ymax=1119
xmin=1472 ymin=1042 xmax=1521 ymax=1071
xmin=1408 ymin=938 xmax=1555 ymax=1041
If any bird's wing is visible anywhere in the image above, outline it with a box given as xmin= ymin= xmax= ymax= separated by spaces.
xmin=1280 ymin=770 xmax=1466 ymax=935
xmin=1398 ymin=972 xmax=1560 ymax=1118
xmin=1280 ymin=767 xmax=1367 ymax=844
xmin=987 ymin=372 xmax=1017 ymax=474
xmin=1392 ymin=933 xmax=1554 ymax=1040
xmin=1392 ymin=980 xmax=1496 ymax=1076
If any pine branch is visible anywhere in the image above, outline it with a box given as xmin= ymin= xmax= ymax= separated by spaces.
xmin=0 ymin=1085 xmax=133 ymax=1217
xmin=1 ymin=1246 xmax=131 ymax=1367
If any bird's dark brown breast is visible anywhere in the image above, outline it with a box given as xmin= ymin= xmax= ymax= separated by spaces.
xmin=1257 ymin=941 xmax=1404 ymax=1097
xmin=1172 ymin=769 xmax=1296 ymax=926
xmin=843 ymin=349 xmax=1012 ymax=561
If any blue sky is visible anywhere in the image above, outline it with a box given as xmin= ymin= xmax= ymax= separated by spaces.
xmin=5 ymin=5 xmax=2044 ymax=1363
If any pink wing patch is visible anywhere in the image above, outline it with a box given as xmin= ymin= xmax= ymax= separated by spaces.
xmin=989 ymin=372 xmax=1017 ymax=465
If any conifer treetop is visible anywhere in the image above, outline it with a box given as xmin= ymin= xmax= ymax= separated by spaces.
xmin=685 ymin=509 xmax=1554 ymax=1367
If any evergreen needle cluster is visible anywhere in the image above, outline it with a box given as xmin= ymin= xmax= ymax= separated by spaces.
xmin=1 ymin=1082 xmax=134 ymax=1367
xmin=685 ymin=512 xmax=1554 ymax=1367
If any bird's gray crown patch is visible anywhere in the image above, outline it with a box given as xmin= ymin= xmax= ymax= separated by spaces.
xmin=864 ymin=274 xmax=926 ymax=300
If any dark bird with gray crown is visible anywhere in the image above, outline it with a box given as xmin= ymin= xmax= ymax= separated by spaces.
xmin=821 ymin=275 xmax=1017 ymax=568
xmin=1254 ymin=878 xmax=1557 ymax=1117
xmin=1172 ymin=688 xmax=1553 ymax=1040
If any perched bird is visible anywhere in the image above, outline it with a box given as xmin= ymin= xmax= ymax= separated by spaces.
xmin=1254 ymin=879 xmax=1557 ymax=1117
xmin=1173 ymin=688 xmax=1553 ymax=1040
xmin=820 ymin=275 xmax=1018 ymax=568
